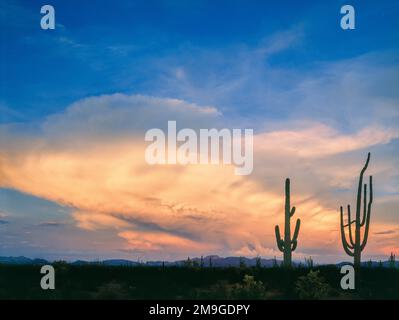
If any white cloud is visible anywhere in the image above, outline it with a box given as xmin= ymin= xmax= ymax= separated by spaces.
xmin=255 ymin=123 xmax=399 ymax=158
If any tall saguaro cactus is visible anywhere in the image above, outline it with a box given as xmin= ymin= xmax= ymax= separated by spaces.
xmin=340 ymin=153 xmax=373 ymax=268
xmin=275 ymin=178 xmax=301 ymax=267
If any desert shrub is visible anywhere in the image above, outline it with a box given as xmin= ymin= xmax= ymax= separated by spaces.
xmin=196 ymin=274 xmax=268 ymax=299
xmin=295 ymin=270 xmax=331 ymax=299
xmin=92 ymin=281 xmax=130 ymax=299
xmin=230 ymin=274 xmax=267 ymax=299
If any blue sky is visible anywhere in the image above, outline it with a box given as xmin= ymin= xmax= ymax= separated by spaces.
xmin=1 ymin=0 xmax=399 ymax=262
xmin=2 ymin=0 xmax=398 ymax=121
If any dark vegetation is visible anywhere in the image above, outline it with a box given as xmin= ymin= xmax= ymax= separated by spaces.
xmin=0 ymin=263 xmax=398 ymax=300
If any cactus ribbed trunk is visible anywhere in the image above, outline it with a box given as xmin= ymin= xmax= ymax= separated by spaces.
xmin=354 ymin=252 xmax=361 ymax=268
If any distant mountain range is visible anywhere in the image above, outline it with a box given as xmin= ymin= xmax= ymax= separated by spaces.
xmin=0 ymin=255 xmax=397 ymax=268
xmin=0 ymin=255 xmax=276 ymax=267
xmin=0 ymin=256 xmax=49 ymax=265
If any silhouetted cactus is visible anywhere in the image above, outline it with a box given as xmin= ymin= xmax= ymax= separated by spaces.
xmin=339 ymin=153 xmax=373 ymax=268
xmin=239 ymin=256 xmax=246 ymax=269
xmin=305 ymin=256 xmax=314 ymax=269
xmin=275 ymin=178 xmax=301 ymax=267
xmin=183 ymin=256 xmax=193 ymax=267
xmin=255 ymin=256 xmax=262 ymax=269
xmin=389 ymin=252 xmax=396 ymax=268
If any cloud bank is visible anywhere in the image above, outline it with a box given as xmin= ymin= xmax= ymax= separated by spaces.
xmin=1 ymin=93 xmax=398 ymax=262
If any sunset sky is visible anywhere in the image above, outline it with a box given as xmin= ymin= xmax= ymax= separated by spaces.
xmin=1 ymin=0 xmax=398 ymax=263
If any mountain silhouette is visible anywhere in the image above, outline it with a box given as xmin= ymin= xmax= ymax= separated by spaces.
xmin=0 ymin=255 xmax=397 ymax=268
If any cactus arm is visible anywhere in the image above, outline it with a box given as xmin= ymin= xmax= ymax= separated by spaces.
xmin=292 ymin=218 xmax=300 ymax=242
xmin=360 ymin=183 xmax=367 ymax=226
xmin=342 ymin=205 xmax=355 ymax=247
xmin=275 ymin=225 xmax=284 ymax=252
xmin=290 ymin=206 xmax=296 ymax=217
xmin=355 ymin=153 xmax=370 ymax=226
xmin=290 ymin=219 xmax=300 ymax=251
xmin=346 ymin=205 xmax=356 ymax=247
xmin=361 ymin=176 xmax=373 ymax=250
xmin=340 ymin=206 xmax=355 ymax=256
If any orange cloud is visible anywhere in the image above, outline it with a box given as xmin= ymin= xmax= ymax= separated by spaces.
xmin=118 ymin=230 xmax=216 ymax=253
xmin=0 ymin=94 xmax=398 ymax=261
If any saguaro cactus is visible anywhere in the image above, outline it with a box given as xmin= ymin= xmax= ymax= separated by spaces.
xmin=340 ymin=153 xmax=373 ymax=268
xmin=275 ymin=178 xmax=301 ymax=267
xmin=388 ymin=252 xmax=396 ymax=268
